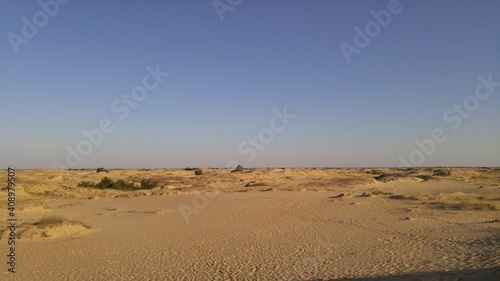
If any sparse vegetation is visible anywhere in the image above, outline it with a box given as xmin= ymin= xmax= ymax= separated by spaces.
xmin=371 ymin=190 xmax=394 ymax=196
xmin=96 ymin=167 xmax=109 ymax=173
xmin=432 ymin=169 xmax=451 ymax=176
xmin=387 ymin=192 xmax=500 ymax=211
xmin=77 ymin=181 xmax=95 ymax=187
xmin=14 ymin=216 xmax=91 ymax=239
xmin=359 ymin=192 xmax=372 ymax=197
xmin=245 ymin=182 xmax=267 ymax=187
xmin=194 ymin=169 xmax=203 ymax=175
xmin=140 ymin=179 xmax=158 ymax=190
xmin=433 ymin=201 xmax=498 ymax=211
xmin=389 ymin=194 xmax=426 ymax=200
xmin=78 ymin=177 xmax=158 ymax=191
xmin=97 ymin=177 xmax=117 ymax=189
xmin=33 ymin=216 xmax=69 ymax=228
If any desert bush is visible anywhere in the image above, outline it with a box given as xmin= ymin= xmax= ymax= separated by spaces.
xmin=96 ymin=177 xmax=115 ymax=189
xmin=194 ymin=169 xmax=203 ymax=175
xmin=96 ymin=167 xmax=109 ymax=173
xmin=113 ymin=179 xmax=137 ymax=190
xmin=140 ymin=179 xmax=158 ymax=190
xmin=78 ymin=177 xmax=157 ymax=191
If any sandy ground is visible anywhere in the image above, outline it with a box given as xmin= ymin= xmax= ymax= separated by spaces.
xmin=0 ymin=168 xmax=499 ymax=280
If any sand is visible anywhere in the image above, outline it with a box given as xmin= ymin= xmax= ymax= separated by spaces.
xmin=1 ymin=168 xmax=499 ymax=280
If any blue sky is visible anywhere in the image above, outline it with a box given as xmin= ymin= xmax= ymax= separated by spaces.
xmin=1 ymin=0 xmax=499 ymax=168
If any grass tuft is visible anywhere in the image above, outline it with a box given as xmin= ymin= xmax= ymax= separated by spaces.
xmin=32 ymin=216 xmax=90 ymax=229
xmin=389 ymin=194 xmax=426 ymax=200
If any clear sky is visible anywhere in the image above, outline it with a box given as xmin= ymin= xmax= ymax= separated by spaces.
xmin=1 ymin=0 xmax=499 ymax=169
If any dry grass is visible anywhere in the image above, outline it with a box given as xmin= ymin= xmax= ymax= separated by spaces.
xmin=389 ymin=194 xmax=428 ymax=201
xmin=387 ymin=191 xmax=500 ymax=211
xmin=0 ymin=216 xmax=92 ymax=240
xmin=30 ymin=216 xmax=90 ymax=229
xmin=1 ymin=168 xmax=499 ymax=199
xmin=433 ymin=200 xmax=498 ymax=211
xmin=245 ymin=182 xmax=267 ymax=187
xmin=371 ymin=190 xmax=394 ymax=196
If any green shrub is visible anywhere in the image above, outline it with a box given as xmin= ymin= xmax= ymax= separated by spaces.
xmin=140 ymin=179 xmax=158 ymax=190
xmin=195 ymin=169 xmax=203 ymax=175
xmin=96 ymin=177 xmax=115 ymax=189
xmin=114 ymin=179 xmax=137 ymax=190
xmin=96 ymin=167 xmax=109 ymax=173
xmin=78 ymin=177 xmax=157 ymax=191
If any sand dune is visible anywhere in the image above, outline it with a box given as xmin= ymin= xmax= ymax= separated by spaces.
xmin=0 ymin=168 xmax=499 ymax=280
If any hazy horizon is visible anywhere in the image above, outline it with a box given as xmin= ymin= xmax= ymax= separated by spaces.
xmin=1 ymin=0 xmax=499 ymax=169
